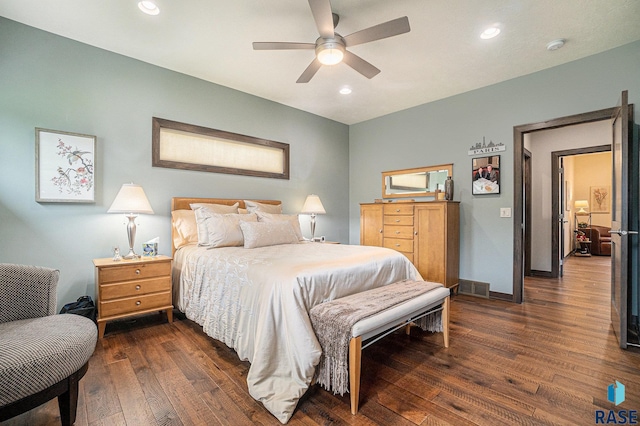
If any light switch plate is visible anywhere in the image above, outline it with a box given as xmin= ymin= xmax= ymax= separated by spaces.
xmin=500 ymin=208 xmax=512 ymax=218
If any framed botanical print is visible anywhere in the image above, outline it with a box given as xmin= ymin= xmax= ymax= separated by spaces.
xmin=36 ymin=128 xmax=96 ymax=203
xmin=590 ymin=185 xmax=611 ymax=213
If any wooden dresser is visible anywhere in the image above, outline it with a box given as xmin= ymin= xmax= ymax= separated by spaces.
xmin=93 ymin=255 xmax=173 ymax=338
xmin=360 ymin=201 xmax=460 ymax=290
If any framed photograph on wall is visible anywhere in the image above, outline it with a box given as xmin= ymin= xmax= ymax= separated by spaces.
xmin=36 ymin=128 xmax=96 ymax=203
xmin=472 ymin=155 xmax=500 ymax=195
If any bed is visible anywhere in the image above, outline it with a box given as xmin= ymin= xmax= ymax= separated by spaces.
xmin=170 ymin=197 xmax=421 ymax=423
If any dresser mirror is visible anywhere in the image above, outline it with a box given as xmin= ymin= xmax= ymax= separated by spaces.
xmin=382 ymin=164 xmax=453 ymax=198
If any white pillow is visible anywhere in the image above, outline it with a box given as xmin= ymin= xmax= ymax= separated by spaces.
xmin=255 ymin=211 xmax=304 ymax=241
xmin=195 ymin=211 xmax=258 ymax=247
xmin=190 ymin=202 xmax=239 ymax=213
xmin=244 ymin=200 xmax=282 ymax=214
xmin=191 ymin=203 xmax=240 ymax=244
xmin=240 ymin=221 xmax=299 ymax=249
xmin=171 ymin=210 xmax=198 ymax=249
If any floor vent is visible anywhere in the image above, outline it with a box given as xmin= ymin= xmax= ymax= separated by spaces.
xmin=458 ymin=279 xmax=490 ymax=298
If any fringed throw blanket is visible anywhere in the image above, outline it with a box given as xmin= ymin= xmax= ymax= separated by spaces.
xmin=309 ymin=280 xmax=444 ymax=395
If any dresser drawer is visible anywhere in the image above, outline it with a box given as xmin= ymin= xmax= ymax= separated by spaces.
xmin=98 ymin=261 xmax=171 ymax=284
xmin=383 ymin=204 xmax=414 ymax=215
xmin=100 ymin=276 xmax=171 ymax=301
xmin=99 ymin=291 xmax=172 ymax=318
xmin=383 ymin=225 xmax=413 ymax=240
xmin=384 ymin=225 xmax=414 ymax=239
xmin=383 ymin=215 xmax=413 ymax=226
xmin=384 ymin=238 xmax=414 ymax=253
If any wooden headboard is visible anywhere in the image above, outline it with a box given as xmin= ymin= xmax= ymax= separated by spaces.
xmin=170 ymin=197 xmax=282 ymax=256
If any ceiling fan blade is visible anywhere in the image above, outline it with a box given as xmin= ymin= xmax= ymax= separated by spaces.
xmin=308 ymin=0 xmax=335 ymax=38
xmin=296 ymin=58 xmax=322 ymax=83
xmin=343 ymin=16 xmax=410 ymax=47
xmin=342 ymin=50 xmax=380 ymax=79
xmin=253 ymin=42 xmax=315 ymax=50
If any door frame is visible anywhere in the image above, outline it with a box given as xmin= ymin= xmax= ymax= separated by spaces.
xmin=513 ymin=107 xmax=617 ymax=303
xmin=550 ymin=145 xmax=611 ymax=278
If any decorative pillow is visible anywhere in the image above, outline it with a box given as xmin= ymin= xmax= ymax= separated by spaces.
xmin=240 ymin=221 xmax=299 ymax=249
xmin=244 ymin=200 xmax=282 ymax=214
xmin=255 ymin=211 xmax=304 ymax=241
xmin=238 ymin=208 xmax=249 ymax=214
xmin=191 ymin=203 xmax=240 ymax=244
xmin=195 ymin=212 xmax=258 ymax=248
xmin=171 ymin=210 xmax=198 ymax=249
xmin=190 ymin=202 xmax=239 ymax=213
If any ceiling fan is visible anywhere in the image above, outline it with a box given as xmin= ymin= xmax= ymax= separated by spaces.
xmin=252 ymin=0 xmax=410 ymax=83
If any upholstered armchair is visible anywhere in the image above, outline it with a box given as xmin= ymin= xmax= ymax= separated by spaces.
xmin=587 ymin=226 xmax=612 ymax=256
xmin=0 ymin=264 xmax=97 ymax=425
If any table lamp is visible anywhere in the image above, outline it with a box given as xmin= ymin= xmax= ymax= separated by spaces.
xmin=108 ymin=183 xmax=154 ymax=259
xmin=574 ymin=200 xmax=589 ymax=214
xmin=300 ymin=194 xmax=326 ymax=241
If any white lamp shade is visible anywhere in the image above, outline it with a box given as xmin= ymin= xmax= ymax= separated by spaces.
xmin=574 ymin=200 xmax=589 ymax=213
xmin=300 ymin=194 xmax=326 ymax=215
xmin=108 ymin=183 xmax=154 ymax=214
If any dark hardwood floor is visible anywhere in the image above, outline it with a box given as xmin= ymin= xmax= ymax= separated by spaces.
xmin=4 ymin=255 xmax=640 ymax=425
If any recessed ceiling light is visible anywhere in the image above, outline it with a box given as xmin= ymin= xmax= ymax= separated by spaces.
xmin=480 ymin=27 xmax=501 ymax=40
xmin=339 ymin=87 xmax=352 ymax=95
xmin=138 ymin=1 xmax=160 ymax=15
xmin=546 ymin=39 xmax=566 ymax=51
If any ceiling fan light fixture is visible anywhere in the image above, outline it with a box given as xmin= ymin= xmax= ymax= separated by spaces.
xmin=316 ymin=40 xmax=345 ymax=65
xmin=138 ymin=1 xmax=160 ymax=15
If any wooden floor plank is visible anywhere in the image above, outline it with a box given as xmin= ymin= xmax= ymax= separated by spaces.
xmin=106 ymin=359 xmax=157 ymax=425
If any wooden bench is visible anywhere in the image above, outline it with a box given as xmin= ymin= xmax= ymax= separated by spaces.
xmin=310 ymin=281 xmax=450 ymax=415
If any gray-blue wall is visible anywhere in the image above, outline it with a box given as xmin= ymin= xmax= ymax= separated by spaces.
xmin=0 ymin=18 xmax=349 ymax=306
xmin=349 ymin=41 xmax=640 ymax=294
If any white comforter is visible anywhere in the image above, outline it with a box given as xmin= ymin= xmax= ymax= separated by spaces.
xmin=174 ymin=242 xmax=420 ymax=423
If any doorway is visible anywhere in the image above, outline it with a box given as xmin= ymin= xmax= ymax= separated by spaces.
xmin=551 ymin=147 xmax=612 ymax=278
xmin=513 ymin=107 xmax=617 ymax=303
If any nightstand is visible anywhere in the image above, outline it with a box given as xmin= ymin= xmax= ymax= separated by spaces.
xmin=93 ymin=255 xmax=173 ymax=338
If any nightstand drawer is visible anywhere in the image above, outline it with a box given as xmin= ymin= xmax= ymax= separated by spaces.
xmin=383 ymin=225 xmax=414 ymax=239
xmin=98 ymin=261 xmax=171 ymax=284
xmin=99 ymin=291 xmax=172 ymax=318
xmin=100 ymin=276 xmax=171 ymax=301
xmin=384 ymin=238 xmax=414 ymax=252
xmin=384 ymin=215 xmax=413 ymax=226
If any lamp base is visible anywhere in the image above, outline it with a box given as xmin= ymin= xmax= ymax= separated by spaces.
xmin=124 ymin=214 xmax=140 ymax=260
xmin=123 ymin=250 xmax=140 ymax=260
xmin=310 ymin=214 xmax=317 ymax=241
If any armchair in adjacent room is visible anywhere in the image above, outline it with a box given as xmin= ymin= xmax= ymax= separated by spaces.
xmin=586 ymin=225 xmax=612 ymax=256
xmin=0 ymin=264 xmax=97 ymax=425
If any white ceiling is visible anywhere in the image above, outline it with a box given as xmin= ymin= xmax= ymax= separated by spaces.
xmin=2 ymin=0 xmax=640 ymax=125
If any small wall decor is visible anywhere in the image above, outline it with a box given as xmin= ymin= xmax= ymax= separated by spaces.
xmin=472 ymin=155 xmax=500 ymax=195
xmin=590 ymin=185 xmax=610 ymax=213
xmin=468 ymin=137 xmax=505 ymax=156
xmin=36 ymin=128 xmax=96 ymax=203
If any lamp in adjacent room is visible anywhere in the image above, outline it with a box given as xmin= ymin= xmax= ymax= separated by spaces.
xmin=108 ymin=183 xmax=154 ymax=259
xmin=574 ymin=200 xmax=589 ymax=214
xmin=300 ymin=194 xmax=326 ymax=241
